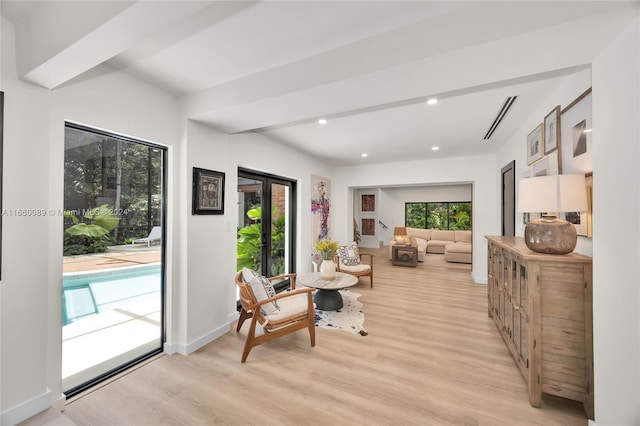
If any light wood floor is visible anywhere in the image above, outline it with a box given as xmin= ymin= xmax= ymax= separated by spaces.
xmin=63 ymin=248 xmax=587 ymax=426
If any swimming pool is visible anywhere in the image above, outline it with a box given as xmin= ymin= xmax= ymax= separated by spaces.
xmin=63 ymin=264 xmax=161 ymax=326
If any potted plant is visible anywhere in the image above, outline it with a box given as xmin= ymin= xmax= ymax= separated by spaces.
xmin=314 ymin=238 xmax=339 ymax=280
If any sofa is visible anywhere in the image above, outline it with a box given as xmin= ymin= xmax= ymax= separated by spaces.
xmin=389 ymin=227 xmax=472 ymax=264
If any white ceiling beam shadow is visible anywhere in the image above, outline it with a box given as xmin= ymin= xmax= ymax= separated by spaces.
xmin=187 ymin=6 xmax=633 ymax=135
xmin=18 ymin=1 xmax=215 ymax=89
xmin=180 ymin=2 xmax=632 ymax=130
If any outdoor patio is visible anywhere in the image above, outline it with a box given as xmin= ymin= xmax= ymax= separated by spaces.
xmin=63 ymin=245 xmax=161 ymax=273
xmin=62 ymin=245 xmax=162 ymax=392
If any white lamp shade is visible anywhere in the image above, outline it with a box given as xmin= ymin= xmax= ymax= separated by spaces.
xmin=518 ymin=174 xmax=588 ymax=213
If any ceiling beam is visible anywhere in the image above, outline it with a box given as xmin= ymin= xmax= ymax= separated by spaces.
xmin=17 ymin=1 xmax=215 ymax=89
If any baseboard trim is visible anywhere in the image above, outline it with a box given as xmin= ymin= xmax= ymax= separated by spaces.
xmin=472 ymin=271 xmax=487 ymax=284
xmin=165 ymin=314 xmax=236 ymax=355
xmin=0 ymin=387 xmax=58 ymax=426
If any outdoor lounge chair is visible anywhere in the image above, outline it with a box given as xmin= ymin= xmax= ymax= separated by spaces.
xmin=132 ymin=226 xmax=162 ymax=247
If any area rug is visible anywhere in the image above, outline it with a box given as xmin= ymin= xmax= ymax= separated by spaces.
xmin=315 ymin=289 xmax=367 ymax=336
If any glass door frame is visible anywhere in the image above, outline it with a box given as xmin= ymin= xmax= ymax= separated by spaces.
xmin=238 ymin=168 xmax=297 ymax=277
xmin=63 ymin=121 xmax=167 ymax=398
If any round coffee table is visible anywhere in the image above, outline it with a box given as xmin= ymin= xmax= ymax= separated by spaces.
xmin=296 ymin=272 xmax=358 ymax=311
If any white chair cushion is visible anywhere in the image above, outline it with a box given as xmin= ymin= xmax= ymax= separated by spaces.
xmin=263 ymin=293 xmax=310 ymax=324
xmin=339 ymin=263 xmax=370 ymax=273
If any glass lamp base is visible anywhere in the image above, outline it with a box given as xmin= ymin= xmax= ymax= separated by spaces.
xmin=524 ymin=218 xmax=577 ymax=255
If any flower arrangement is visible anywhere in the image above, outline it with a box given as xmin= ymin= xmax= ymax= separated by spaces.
xmin=314 ymin=238 xmax=339 ymax=260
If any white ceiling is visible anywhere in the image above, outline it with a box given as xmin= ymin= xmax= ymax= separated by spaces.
xmin=2 ymin=1 xmax=637 ymax=166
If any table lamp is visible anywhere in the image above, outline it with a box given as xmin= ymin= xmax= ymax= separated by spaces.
xmin=517 ymin=174 xmax=588 ymax=255
xmin=393 ymin=226 xmax=407 ymax=236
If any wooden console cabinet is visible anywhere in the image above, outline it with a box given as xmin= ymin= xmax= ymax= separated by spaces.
xmin=485 ymin=236 xmax=593 ymax=419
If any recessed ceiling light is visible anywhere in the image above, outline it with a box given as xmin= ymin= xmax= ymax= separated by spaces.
xmin=361 ymin=153 xmax=368 ymax=157
xmin=427 ymin=98 xmax=438 ymax=105
xmin=432 ymin=146 xmax=439 ymax=151
xmin=318 ymin=118 xmax=328 ymax=125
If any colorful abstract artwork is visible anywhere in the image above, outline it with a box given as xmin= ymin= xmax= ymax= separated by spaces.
xmin=311 ymin=175 xmax=330 ymax=242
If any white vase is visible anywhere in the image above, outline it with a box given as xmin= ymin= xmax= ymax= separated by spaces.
xmin=320 ymin=259 xmax=336 ymax=280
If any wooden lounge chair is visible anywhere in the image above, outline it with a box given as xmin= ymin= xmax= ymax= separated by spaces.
xmin=235 ymin=271 xmax=316 ymax=362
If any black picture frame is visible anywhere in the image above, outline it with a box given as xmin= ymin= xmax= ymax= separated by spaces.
xmin=192 ymin=167 xmax=225 ymax=215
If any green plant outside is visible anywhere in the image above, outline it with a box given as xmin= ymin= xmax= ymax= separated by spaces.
xmin=405 ymin=202 xmax=472 ymax=231
xmin=63 ymin=204 xmax=120 ymax=255
xmin=236 ymin=206 xmax=286 ymax=275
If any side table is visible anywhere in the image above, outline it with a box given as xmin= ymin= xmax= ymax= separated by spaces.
xmin=296 ymin=272 xmax=358 ymax=310
xmin=391 ymin=244 xmax=418 ymax=267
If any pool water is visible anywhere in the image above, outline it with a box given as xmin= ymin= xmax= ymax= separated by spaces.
xmin=63 ymin=264 xmax=161 ymax=326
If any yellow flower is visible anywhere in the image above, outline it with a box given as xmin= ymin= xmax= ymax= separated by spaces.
xmin=314 ymin=238 xmax=339 ymax=260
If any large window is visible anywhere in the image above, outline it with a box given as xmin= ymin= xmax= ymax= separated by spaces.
xmin=405 ymin=202 xmax=472 ymax=230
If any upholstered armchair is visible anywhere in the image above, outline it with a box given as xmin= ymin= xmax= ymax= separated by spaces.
xmin=335 ymin=242 xmax=374 ymax=288
xmin=235 ymin=269 xmax=316 ymax=362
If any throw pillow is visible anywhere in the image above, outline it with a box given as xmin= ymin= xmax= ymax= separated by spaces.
xmin=247 ymin=272 xmax=280 ymax=315
xmin=338 ymin=242 xmax=360 ymax=266
xmin=241 ymin=267 xmax=258 ymax=283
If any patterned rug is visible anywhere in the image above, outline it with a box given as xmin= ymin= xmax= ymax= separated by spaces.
xmin=315 ymin=289 xmax=368 ymax=336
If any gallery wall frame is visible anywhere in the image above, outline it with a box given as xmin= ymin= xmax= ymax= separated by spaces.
xmin=559 ymin=87 xmax=592 ymax=174
xmin=544 ymin=105 xmax=561 ymax=155
xmin=192 ymin=167 xmax=225 ymax=215
xmin=361 ymin=218 xmax=375 ymax=236
xmin=361 ymin=194 xmax=375 ymax=212
xmin=530 ymin=152 xmax=559 ymax=177
xmin=560 ymin=172 xmax=593 ymax=238
xmin=526 ymin=123 xmax=544 ymax=165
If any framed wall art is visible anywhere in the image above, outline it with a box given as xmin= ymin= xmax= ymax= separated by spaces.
xmin=361 ymin=194 xmax=375 ymax=212
xmin=544 ymin=105 xmax=560 ymax=155
xmin=530 ymin=153 xmax=558 ymax=177
xmin=311 ymin=175 xmax=331 ymax=241
xmin=560 ymin=172 xmax=593 ymax=238
xmin=361 ymin=218 xmax=375 ymax=236
xmin=559 ymin=88 xmax=592 ymax=174
xmin=192 ymin=167 xmax=225 ymax=215
xmin=526 ymin=123 xmax=544 ymax=166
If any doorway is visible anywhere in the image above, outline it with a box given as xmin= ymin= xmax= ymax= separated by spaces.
xmin=62 ymin=123 xmax=166 ymax=397
xmin=237 ymin=168 xmax=296 ymax=281
xmin=501 ymin=160 xmax=516 ymax=236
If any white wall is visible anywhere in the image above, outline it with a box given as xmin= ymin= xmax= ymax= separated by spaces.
xmin=333 ymin=155 xmax=496 ymax=283
xmin=0 ymin=18 xmax=55 ymax=424
xmin=591 ymin=16 xmax=640 ymax=426
xmin=1 ymin=18 xmax=179 ymax=425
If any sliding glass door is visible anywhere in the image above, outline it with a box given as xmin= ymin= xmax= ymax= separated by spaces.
xmin=237 ymin=169 xmax=295 ymax=281
xmin=62 ymin=122 xmax=166 ymax=397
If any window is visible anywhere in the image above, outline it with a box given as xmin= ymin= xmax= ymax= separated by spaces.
xmin=405 ymin=202 xmax=472 ymax=230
